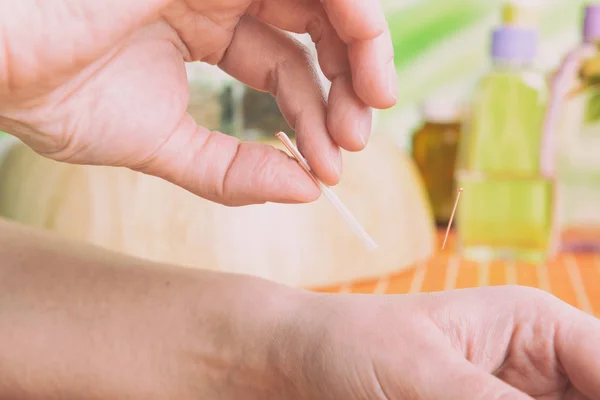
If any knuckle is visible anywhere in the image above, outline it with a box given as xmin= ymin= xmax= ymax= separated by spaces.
xmin=498 ymin=285 xmax=558 ymax=305
xmin=515 ymin=285 xmax=558 ymax=304
xmin=250 ymin=145 xmax=282 ymax=189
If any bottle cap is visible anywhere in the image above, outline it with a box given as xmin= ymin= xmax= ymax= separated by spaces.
xmin=491 ymin=26 xmax=537 ymax=62
xmin=420 ymin=98 xmax=463 ymax=124
xmin=584 ymin=4 xmax=600 ymax=43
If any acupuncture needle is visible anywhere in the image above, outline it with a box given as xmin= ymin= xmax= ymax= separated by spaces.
xmin=275 ymin=132 xmax=378 ymax=251
xmin=442 ymin=187 xmax=463 ymax=250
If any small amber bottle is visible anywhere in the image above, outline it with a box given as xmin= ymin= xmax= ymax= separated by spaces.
xmin=411 ymin=99 xmax=463 ymax=227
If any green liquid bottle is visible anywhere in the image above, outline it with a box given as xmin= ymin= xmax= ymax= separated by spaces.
xmin=456 ymin=26 xmax=553 ymax=263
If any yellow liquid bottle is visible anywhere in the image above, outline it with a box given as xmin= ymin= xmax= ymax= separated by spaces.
xmin=456 ymin=26 xmax=553 ymax=263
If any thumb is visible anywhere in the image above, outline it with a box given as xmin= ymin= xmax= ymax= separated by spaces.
xmin=383 ymin=335 xmax=533 ymax=400
xmin=421 ymin=357 xmax=534 ymax=400
xmin=134 ymin=115 xmax=320 ymax=206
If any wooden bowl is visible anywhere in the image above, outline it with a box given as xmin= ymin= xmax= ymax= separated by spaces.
xmin=0 ymin=135 xmax=435 ymax=288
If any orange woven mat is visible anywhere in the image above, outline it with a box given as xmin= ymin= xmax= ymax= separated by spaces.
xmin=311 ymin=231 xmax=600 ymax=317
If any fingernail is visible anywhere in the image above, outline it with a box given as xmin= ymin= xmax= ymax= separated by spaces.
xmin=387 ymin=62 xmax=398 ymax=102
xmin=359 ymin=109 xmax=373 ymax=146
xmin=355 ymin=117 xmax=368 ymax=147
xmin=294 ymin=175 xmax=321 ymax=201
xmin=329 ymin=151 xmax=342 ymax=180
xmin=357 ymin=122 xmax=368 ymax=146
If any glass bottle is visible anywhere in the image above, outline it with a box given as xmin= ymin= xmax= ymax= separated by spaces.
xmin=455 ymin=25 xmax=553 ymax=263
xmin=411 ymin=98 xmax=462 ymax=226
xmin=544 ymin=5 xmax=600 ymax=252
xmin=185 ymin=62 xmax=293 ymax=141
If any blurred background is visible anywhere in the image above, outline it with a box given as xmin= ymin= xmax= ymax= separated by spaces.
xmin=1 ymin=0 xmax=600 ymax=313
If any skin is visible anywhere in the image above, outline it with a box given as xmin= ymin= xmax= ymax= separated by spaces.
xmin=0 ymin=0 xmax=397 ymax=206
xmin=1 ymin=1 xmax=600 ymax=399
xmin=2 ymin=218 xmax=600 ymax=399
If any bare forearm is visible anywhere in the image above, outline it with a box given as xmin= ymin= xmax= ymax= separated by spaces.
xmin=0 ymin=218 xmax=299 ymax=399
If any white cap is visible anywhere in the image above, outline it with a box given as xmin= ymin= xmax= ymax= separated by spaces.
xmin=420 ymin=98 xmax=464 ymax=124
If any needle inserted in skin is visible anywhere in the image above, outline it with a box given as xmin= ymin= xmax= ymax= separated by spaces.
xmin=275 ymin=132 xmax=378 ymax=251
xmin=442 ymin=187 xmax=463 ymax=250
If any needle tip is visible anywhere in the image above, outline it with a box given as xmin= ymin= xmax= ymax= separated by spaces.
xmin=366 ymin=240 xmax=378 ymax=252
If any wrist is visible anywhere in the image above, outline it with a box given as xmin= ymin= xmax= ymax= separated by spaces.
xmin=180 ymin=270 xmax=314 ymax=399
xmin=0 ymin=219 xmax=319 ymax=399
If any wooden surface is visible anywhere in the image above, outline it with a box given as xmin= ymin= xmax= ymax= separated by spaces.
xmin=310 ymin=230 xmax=600 ymax=318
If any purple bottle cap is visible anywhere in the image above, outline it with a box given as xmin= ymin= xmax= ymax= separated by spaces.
xmin=491 ymin=26 xmax=537 ymax=62
xmin=584 ymin=4 xmax=600 ymax=42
